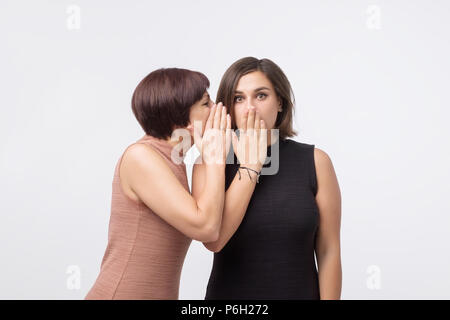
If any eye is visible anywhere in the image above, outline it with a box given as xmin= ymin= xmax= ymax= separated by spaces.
xmin=234 ymin=95 xmax=244 ymax=103
xmin=257 ymin=93 xmax=267 ymax=99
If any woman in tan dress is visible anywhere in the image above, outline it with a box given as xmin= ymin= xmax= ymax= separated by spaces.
xmin=85 ymin=68 xmax=231 ymax=299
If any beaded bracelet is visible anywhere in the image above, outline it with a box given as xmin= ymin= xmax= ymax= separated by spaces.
xmin=237 ymin=166 xmax=262 ymax=183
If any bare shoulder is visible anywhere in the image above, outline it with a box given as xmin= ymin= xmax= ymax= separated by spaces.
xmin=120 ymin=142 xmax=185 ymax=202
xmin=120 ymin=142 xmax=173 ymax=183
xmin=314 ymin=147 xmax=332 ymax=167
xmin=313 ymin=147 xmax=340 ymax=198
xmin=122 ymin=143 xmax=169 ymax=168
xmin=123 ymin=142 xmax=158 ymax=161
xmin=313 ymin=147 xmax=337 ymax=179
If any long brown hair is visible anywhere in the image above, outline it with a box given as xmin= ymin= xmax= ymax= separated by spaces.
xmin=216 ymin=57 xmax=297 ymax=139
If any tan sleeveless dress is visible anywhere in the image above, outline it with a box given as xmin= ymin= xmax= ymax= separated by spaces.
xmin=85 ymin=134 xmax=192 ymax=299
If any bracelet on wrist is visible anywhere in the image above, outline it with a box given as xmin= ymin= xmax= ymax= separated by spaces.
xmin=237 ymin=166 xmax=262 ymax=183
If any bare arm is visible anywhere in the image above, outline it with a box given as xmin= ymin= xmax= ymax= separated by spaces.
xmin=193 ymin=160 xmax=259 ymax=251
xmin=194 ymin=106 xmax=266 ymax=252
xmin=120 ymin=103 xmax=230 ymax=242
xmin=314 ymin=147 xmax=342 ymax=300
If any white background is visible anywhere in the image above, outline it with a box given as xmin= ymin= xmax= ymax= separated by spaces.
xmin=1 ymin=0 xmax=449 ymax=299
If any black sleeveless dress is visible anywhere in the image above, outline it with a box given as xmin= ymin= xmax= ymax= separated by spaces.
xmin=205 ymin=137 xmax=320 ymax=300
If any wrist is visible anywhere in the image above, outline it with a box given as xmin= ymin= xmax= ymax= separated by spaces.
xmin=241 ymin=163 xmax=263 ymax=172
xmin=205 ymin=163 xmax=226 ymax=173
xmin=237 ymin=165 xmax=262 ymax=183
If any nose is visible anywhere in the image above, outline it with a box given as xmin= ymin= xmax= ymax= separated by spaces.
xmin=244 ymin=98 xmax=257 ymax=110
xmin=245 ymin=105 xmax=257 ymax=114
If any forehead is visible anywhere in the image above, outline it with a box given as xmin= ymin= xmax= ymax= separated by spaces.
xmin=235 ymin=71 xmax=273 ymax=92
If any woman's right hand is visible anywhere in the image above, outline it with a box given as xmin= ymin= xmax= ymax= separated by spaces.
xmin=232 ymin=106 xmax=267 ymax=172
xmin=194 ymin=102 xmax=232 ymax=165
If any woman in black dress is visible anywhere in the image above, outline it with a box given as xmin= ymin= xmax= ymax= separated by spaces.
xmin=192 ymin=57 xmax=342 ymax=299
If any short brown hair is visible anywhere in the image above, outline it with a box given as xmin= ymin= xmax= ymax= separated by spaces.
xmin=216 ymin=57 xmax=297 ymax=139
xmin=132 ymin=68 xmax=210 ymax=139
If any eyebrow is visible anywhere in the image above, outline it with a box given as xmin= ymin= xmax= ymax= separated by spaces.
xmin=203 ymin=93 xmax=210 ymax=100
xmin=234 ymin=86 xmax=270 ymax=94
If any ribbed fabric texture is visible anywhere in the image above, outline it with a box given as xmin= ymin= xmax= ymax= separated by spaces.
xmin=205 ymin=138 xmax=320 ymax=300
xmin=85 ymin=134 xmax=191 ymax=300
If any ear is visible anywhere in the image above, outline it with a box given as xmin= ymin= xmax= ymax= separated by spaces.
xmin=277 ymin=97 xmax=283 ymax=112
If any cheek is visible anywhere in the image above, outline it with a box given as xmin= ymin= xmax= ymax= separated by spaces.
xmin=233 ymin=105 xmax=246 ymax=127
xmin=200 ymin=109 xmax=211 ymax=134
xmin=188 ymin=108 xmax=208 ymax=134
xmin=203 ymin=109 xmax=210 ymax=121
xmin=257 ymin=104 xmax=279 ymax=129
